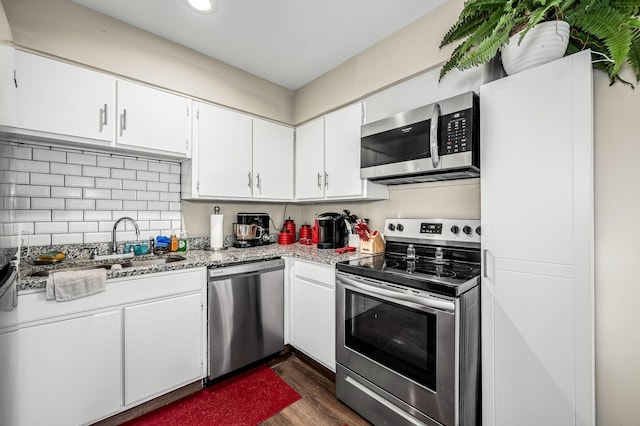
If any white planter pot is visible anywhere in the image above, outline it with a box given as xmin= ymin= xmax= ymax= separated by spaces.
xmin=500 ymin=20 xmax=570 ymax=75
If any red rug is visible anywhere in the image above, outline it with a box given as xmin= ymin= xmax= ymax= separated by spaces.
xmin=125 ymin=365 xmax=301 ymax=426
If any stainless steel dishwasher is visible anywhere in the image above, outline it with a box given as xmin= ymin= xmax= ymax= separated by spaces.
xmin=207 ymin=258 xmax=285 ymax=381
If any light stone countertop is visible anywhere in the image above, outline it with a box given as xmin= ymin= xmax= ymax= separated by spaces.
xmin=18 ymin=243 xmax=366 ymax=292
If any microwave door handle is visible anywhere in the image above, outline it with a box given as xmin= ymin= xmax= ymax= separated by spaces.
xmin=430 ymin=102 xmax=441 ymax=168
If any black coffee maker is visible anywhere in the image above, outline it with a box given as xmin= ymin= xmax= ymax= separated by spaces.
xmin=317 ymin=212 xmax=347 ymax=249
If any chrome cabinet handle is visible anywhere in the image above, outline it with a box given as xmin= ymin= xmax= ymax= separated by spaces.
xmin=430 ymin=102 xmax=441 ymax=168
xmin=99 ymin=104 xmax=107 ymax=132
xmin=120 ymin=109 xmax=127 ymax=137
xmin=247 ymin=173 xmax=252 ymax=188
xmin=483 ymin=249 xmax=494 ymax=281
xmin=324 ymin=172 xmax=329 ymax=188
xmin=317 ymin=172 xmax=322 ymax=188
xmin=256 ymin=173 xmax=261 ymax=190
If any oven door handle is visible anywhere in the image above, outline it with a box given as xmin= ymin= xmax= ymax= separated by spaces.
xmin=430 ymin=102 xmax=441 ymax=169
xmin=337 ymin=273 xmax=455 ymax=313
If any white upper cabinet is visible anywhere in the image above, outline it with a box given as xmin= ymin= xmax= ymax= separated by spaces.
xmin=253 ymin=118 xmax=294 ymax=200
xmin=294 ymin=102 xmax=388 ymax=201
xmin=480 ymin=51 xmax=594 ymax=426
xmin=116 ymin=79 xmax=191 ymax=157
xmin=0 ymin=46 xmax=18 ymax=129
xmin=295 ymin=117 xmax=325 ymax=200
xmin=12 ymin=50 xmax=115 ymax=145
xmin=184 ymin=102 xmax=294 ymax=201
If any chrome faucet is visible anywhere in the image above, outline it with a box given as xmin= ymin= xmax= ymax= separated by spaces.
xmin=112 ymin=217 xmax=140 ymax=254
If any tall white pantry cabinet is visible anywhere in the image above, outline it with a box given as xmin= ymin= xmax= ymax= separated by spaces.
xmin=480 ymin=51 xmax=594 ymax=425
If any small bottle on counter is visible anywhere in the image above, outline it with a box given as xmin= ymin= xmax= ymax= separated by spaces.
xmin=178 ymin=231 xmax=188 ymax=252
xmin=170 ymin=233 xmax=179 ymax=252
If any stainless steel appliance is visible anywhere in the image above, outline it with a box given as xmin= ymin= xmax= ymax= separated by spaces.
xmin=317 ymin=212 xmax=348 ymax=249
xmin=233 ymin=213 xmax=271 ymax=248
xmin=207 ymin=259 xmax=285 ymax=381
xmin=360 ymin=91 xmax=479 ymax=184
xmin=336 ymin=219 xmax=481 ymax=426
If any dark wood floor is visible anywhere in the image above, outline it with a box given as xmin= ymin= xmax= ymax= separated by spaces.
xmin=263 ymin=354 xmax=371 ymax=426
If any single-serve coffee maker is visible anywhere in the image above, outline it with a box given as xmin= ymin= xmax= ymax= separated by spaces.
xmin=233 ymin=213 xmax=271 ymax=248
xmin=317 ymin=212 xmax=348 ymax=249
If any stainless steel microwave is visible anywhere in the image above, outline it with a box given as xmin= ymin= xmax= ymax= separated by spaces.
xmin=360 ymin=91 xmax=479 ymax=184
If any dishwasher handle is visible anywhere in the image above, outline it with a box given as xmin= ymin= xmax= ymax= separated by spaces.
xmin=208 ymin=258 xmax=285 ymax=280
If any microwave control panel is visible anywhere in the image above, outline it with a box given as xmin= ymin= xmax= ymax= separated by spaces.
xmin=442 ymin=108 xmax=473 ymax=154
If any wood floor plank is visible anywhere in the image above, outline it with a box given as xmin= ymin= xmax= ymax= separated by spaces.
xmin=262 ymin=356 xmax=371 ymax=426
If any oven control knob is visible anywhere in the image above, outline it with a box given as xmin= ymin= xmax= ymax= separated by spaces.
xmin=451 ymin=225 xmax=460 ymax=234
xmin=463 ymin=225 xmax=472 ymax=235
xmin=396 ymin=224 xmax=404 ymax=232
xmin=387 ymin=223 xmax=396 ymax=231
xmin=475 ymin=226 xmax=481 ymax=236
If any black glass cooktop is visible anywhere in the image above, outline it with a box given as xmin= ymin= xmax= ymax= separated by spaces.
xmin=336 ymin=252 xmax=481 ymax=297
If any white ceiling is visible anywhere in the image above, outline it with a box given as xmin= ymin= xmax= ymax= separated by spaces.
xmin=72 ymin=0 xmax=447 ymax=90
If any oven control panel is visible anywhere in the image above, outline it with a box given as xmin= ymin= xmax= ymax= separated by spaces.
xmin=385 ymin=218 xmax=481 ymax=243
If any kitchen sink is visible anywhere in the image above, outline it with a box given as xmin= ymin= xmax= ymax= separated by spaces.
xmin=29 ymin=255 xmax=186 ymax=277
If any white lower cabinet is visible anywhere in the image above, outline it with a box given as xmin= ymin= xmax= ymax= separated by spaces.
xmin=124 ymin=292 xmax=203 ymax=405
xmin=1 ymin=310 xmax=122 ymax=426
xmin=0 ymin=268 xmax=206 ymax=426
xmin=291 ymin=260 xmax=335 ymax=371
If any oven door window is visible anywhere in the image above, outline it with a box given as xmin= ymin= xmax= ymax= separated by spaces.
xmin=344 ymin=289 xmax=436 ymax=391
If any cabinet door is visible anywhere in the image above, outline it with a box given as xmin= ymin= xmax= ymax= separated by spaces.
xmin=14 ymin=50 xmax=115 ymax=143
xmin=253 ymin=118 xmax=294 ymax=200
xmin=480 ymin=52 xmax=594 ymax=426
xmin=0 ymin=46 xmax=17 ymax=128
xmin=195 ymin=102 xmax=253 ymax=198
xmin=324 ymin=103 xmax=363 ymax=198
xmin=2 ymin=310 xmax=122 ymax=426
xmin=294 ymin=117 xmax=325 ymax=200
xmin=116 ymin=79 xmax=191 ymax=156
xmin=292 ymin=277 xmax=335 ymax=371
xmin=124 ymin=292 xmax=203 ymax=406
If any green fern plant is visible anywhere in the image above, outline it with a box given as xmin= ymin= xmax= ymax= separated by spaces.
xmin=439 ymin=0 xmax=640 ymax=87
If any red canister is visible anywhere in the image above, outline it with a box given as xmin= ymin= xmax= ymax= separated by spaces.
xmin=278 ymin=229 xmax=293 ymax=245
xmin=284 ymin=218 xmax=296 ymax=242
xmin=299 ymin=224 xmax=312 ymax=245
xmin=311 ymin=219 xmax=319 ymax=244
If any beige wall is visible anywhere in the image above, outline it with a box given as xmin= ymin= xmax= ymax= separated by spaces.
xmin=0 ymin=1 xmax=11 ymax=42
xmin=1 ymin=0 xmax=294 ymax=124
xmin=3 ymin=0 xmax=640 ymax=423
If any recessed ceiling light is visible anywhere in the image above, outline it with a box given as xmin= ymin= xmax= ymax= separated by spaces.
xmin=184 ymin=0 xmax=218 ymax=14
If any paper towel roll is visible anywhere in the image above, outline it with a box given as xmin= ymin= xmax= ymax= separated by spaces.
xmin=210 ymin=214 xmax=224 ymax=249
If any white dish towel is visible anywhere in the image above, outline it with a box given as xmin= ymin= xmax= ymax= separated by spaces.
xmin=46 ymin=268 xmax=107 ymax=302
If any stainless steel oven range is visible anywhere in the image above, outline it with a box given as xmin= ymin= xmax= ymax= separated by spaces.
xmin=336 ymin=218 xmax=481 ymax=426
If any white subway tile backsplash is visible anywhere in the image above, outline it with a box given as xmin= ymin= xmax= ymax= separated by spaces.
xmin=67 ymin=152 xmax=97 ymax=166
xmin=52 ymin=233 xmax=84 ymax=245
xmin=31 ymin=198 xmax=65 ymax=210
xmin=35 ymin=222 xmax=68 ymax=234
xmin=51 ymin=186 xmax=83 ymax=198
xmin=65 ymin=176 xmax=95 ymax=187
xmin=147 ymin=181 xmax=168 ymax=192
xmin=69 ymin=222 xmax=98 ymax=233
xmin=96 ymin=200 xmax=122 ymax=210
xmin=82 ymin=165 xmax=110 ymax=178
xmin=137 ymin=191 xmax=159 ymax=201
xmin=122 ymin=180 xmax=146 ymax=191
xmin=33 ymin=148 xmax=66 ymax=163
xmin=138 ymin=211 xmax=161 ymax=221
xmin=83 ymin=188 xmax=111 ymax=199
xmin=83 ymin=232 xmax=111 ymax=243
xmin=124 ymin=159 xmax=148 ymax=171
xmin=84 ymin=211 xmax=113 ymax=221
xmin=52 ymin=210 xmax=84 ymax=221
xmin=122 ymin=200 xmax=148 ymax=210
xmin=111 ymin=169 xmax=136 ymax=180
xmin=66 ymin=199 xmax=96 ymax=210
xmin=159 ymin=173 xmax=180 ymax=183
xmin=51 ymin=162 xmax=82 ymax=176
xmin=14 ymin=159 xmax=49 ymax=173
xmin=1 ymin=141 xmax=181 ymax=248
xmin=95 ymin=178 xmax=123 ymax=190
xmin=148 ymin=201 xmax=169 ymax=211
xmin=14 ymin=184 xmax=50 ymax=197
xmin=112 ymin=190 xmax=137 ymax=200
xmin=137 ymin=171 xmax=160 ymax=182
xmin=96 ymin=155 xmax=124 ymax=169
xmin=31 ymin=173 xmax=65 ymax=186
xmin=148 ymin=161 xmax=171 ymax=173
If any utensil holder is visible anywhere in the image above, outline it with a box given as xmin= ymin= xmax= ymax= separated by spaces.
xmin=360 ymin=232 xmax=385 ymax=254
